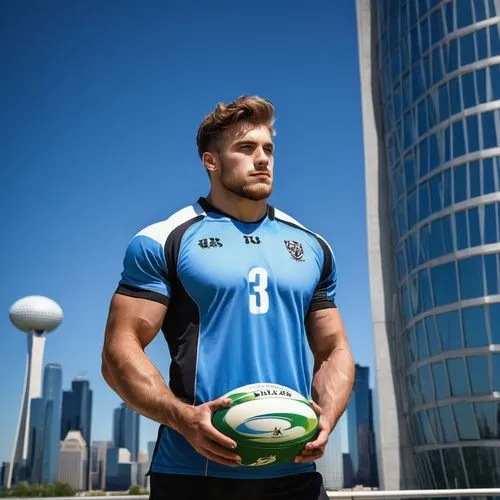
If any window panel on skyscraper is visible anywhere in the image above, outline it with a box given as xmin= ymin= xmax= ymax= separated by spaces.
xmin=427 ymin=450 xmax=447 ymax=488
xmin=484 ymin=253 xmax=499 ymax=294
xmin=405 ymin=152 xmax=417 ymax=190
xmin=417 ymin=99 xmax=428 ymax=137
xmin=427 ymin=94 xmax=438 ymax=130
xmin=418 ymin=410 xmax=436 ymax=444
xmin=419 ymin=137 xmax=430 ymax=177
xmin=466 ymin=115 xmax=480 ymax=154
xmin=431 ymin=47 xmax=443 ymax=86
xmin=460 ymin=31 xmax=476 ymax=67
xmin=401 ymin=282 xmax=413 ymax=324
xmin=429 ymin=133 xmax=440 ymax=170
xmin=394 ymin=82 xmax=402 ymax=122
xmin=427 ymin=407 xmax=444 ymax=443
xmin=417 ymin=365 xmax=435 ymax=403
xmin=449 ymin=77 xmax=462 ymax=115
xmin=396 ymin=245 xmax=408 ymax=281
xmin=462 ymin=72 xmax=476 ymax=110
xmin=457 ymin=0 xmax=474 ymax=29
xmin=444 ymin=126 xmax=452 ymax=162
xmin=412 ymin=63 xmax=425 ymax=101
xmin=436 ymin=310 xmax=463 ymax=350
xmin=474 ymin=402 xmax=498 ymax=438
xmin=430 ymin=9 xmax=443 ymax=46
xmin=408 ymin=191 xmax=418 ymax=228
xmin=492 ymin=354 xmax=500 ymax=390
xmin=482 ymin=158 xmax=496 ymax=194
xmin=431 ymin=361 xmax=451 ymax=400
xmin=443 ymin=168 xmax=452 ymax=206
xmin=401 ymin=35 xmax=410 ymax=74
xmin=419 ymin=224 xmax=432 ymax=264
xmin=468 ymin=206 xmax=482 ymax=247
xmin=438 ymin=406 xmax=459 ymax=443
xmin=443 ymin=448 xmax=468 ymax=488
xmin=475 ymin=67 xmax=487 ymax=103
xmin=419 ymin=183 xmax=431 ymax=221
xmin=488 ymin=303 xmax=500 ymax=344
xmin=404 ymin=111 xmax=416 ymax=150
xmin=481 ymin=111 xmax=498 ymax=148
xmin=426 ymin=315 xmax=442 ymax=355
xmin=476 ymin=27 xmax=488 ymax=60
xmin=467 ymin=355 xmax=490 ymax=394
xmin=455 ymin=209 xmax=469 ymax=250
xmin=420 ymin=268 xmax=434 ymax=312
xmin=416 ymin=320 xmax=429 ymax=360
xmin=444 ymin=1 xmax=454 ymax=34
xmin=462 ymin=447 xmax=500 ymax=487
xmin=429 ymin=172 xmax=444 ymax=213
xmin=453 ymin=402 xmax=480 ymax=440
xmin=431 ymin=262 xmax=459 ymax=306
xmin=453 ymin=120 xmax=466 ymax=158
xmin=438 ymin=82 xmax=450 ymax=121
xmin=489 ymin=24 xmax=500 ymax=55
xmin=473 ymin=0 xmax=488 ymax=22
xmin=462 ymin=306 xmax=488 ymax=347
xmin=421 ymin=17 xmax=430 ymax=55
xmin=447 ymin=358 xmax=470 ymax=396
xmin=491 ymin=65 xmax=500 ymax=100
xmin=431 ymin=216 xmax=453 ymax=259
xmin=469 ymin=160 xmax=481 ymax=197
xmin=458 ymin=257 xmax=484 ymax=300
xmin=408 ymin=325 xmax=418 ymax=364
xmin=447 ymin=38 xmax=459 ymax=73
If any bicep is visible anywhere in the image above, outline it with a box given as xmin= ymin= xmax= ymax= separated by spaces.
xmin=306 ymin=308 xmax=348 ymax=364
xmin=104 ymin=293 xmax=167 ymax=352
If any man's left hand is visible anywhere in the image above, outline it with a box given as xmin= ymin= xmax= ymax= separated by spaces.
xmin=293 ymin=401 xmax=333 ymax=463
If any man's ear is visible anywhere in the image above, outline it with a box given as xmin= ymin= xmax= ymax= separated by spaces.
xmin=202 ymin=151 xmax=218 ymax=175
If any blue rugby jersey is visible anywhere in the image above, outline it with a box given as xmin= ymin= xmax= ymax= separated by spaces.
xmin=115 ymin=197 xmax=337 ymax=479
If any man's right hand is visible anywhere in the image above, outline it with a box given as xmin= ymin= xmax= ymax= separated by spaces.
xmin=174 ymin=396 xmax=242 ymax=467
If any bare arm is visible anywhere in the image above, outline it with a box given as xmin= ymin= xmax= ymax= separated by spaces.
xmin=295 ymin=308 xmax=355 ymax=463
xmin=101 ymin=293 xmax=240 ymax=466
xmin=101 ymin=293 xmax=186 ymax=430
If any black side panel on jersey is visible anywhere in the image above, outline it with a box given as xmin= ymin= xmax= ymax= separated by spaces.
xmin=163 ymin=215 xmax=205 ymax=405
xmin=275 ymin=217 xmax=336 ymax=314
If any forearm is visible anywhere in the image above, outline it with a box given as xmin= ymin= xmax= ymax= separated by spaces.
xmin=312 ymin=345 xmax=355 ymax=430
xmin=102 ymin=337 xmax=187 ymax=432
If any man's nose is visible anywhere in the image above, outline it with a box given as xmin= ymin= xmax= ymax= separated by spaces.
xmin=254 ymin=148 xmax=270 ymax=169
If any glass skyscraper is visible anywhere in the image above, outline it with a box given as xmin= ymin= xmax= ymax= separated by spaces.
xmin=357 ymin=0 xmax=500 ymax=489
xmin=42 ymin=363 xmax=62 ymax=484
xmin=61 ymin=378 xmax=93 ymax=489
xmin=112 ymin=403 xmax=140 ymax=463
xmin=347 ymin=365 xmax=378 ymax=487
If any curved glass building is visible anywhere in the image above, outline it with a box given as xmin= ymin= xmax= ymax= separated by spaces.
xmin=357 ymin=0 xmax=500 ymax=489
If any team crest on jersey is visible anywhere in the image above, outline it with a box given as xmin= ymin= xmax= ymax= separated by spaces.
xmin=284 ymin=240 xmax=305 ymax=261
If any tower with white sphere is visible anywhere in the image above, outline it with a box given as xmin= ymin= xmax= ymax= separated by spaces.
xmin=7 ymin=296 xmax=63 ymax=488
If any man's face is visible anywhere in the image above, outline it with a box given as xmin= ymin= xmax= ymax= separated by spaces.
xmin=213 ymin=123 xmax=274 ymax=201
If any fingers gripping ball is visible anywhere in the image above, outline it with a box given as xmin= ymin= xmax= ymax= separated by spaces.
xmin=211 ymin=383 xmax=319 ymax=467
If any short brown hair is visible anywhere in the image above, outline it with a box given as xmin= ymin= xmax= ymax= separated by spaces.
xmin=196 ymin=95 xmax=275 ymax=159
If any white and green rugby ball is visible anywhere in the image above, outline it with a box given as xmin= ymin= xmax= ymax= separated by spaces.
xmin=212 ymin=383 xmax=319 ymax=467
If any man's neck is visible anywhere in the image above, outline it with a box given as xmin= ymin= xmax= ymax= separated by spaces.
xmin=206 ymin=190 xmax=268 ymax=222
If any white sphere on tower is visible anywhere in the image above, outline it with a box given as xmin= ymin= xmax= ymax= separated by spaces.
xmin=9 ymin=295 xmax=63 ymax=334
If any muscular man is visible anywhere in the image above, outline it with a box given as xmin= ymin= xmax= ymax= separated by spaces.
xmin=102 ymin=95 xmax=355 ymax=500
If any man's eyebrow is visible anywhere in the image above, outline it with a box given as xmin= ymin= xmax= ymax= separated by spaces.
xmin=233 ymin=140 xmax=274 ymax=150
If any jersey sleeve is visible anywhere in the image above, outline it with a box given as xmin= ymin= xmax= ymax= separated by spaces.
xmin=115 ymin=234 xmax=171 ymax=306
xmin=308 ymin=237 xmax=337 ymax=314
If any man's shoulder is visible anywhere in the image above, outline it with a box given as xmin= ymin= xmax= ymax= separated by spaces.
xmin=273 ymin=207 xmax=333 ymax=251
xmin=135 ymin=202 xmax=205 ymax=245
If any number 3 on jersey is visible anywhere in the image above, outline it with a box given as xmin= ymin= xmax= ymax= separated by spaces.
xmin=248 ymin=267 xmax=269 ymax=314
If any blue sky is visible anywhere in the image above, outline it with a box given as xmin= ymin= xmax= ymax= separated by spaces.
xmin=0 ymin=1 xmax=372 ymax=462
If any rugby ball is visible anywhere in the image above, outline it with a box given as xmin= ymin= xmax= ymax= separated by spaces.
xmin=212 ymin=383 xmax=318 ymax=467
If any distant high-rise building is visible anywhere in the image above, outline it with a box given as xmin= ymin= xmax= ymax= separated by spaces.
xmin=60 ymin=378 xmax=93 ymax=489
xmin=105 ymin=448 xmax=135 ymax=492
xmin=347 ymin=364 xmax=378 ymax=487
xmin=342 ymin=453 xmax=354 ymax=488
xmin=112 ymin=403 xmax=140 ymax=462
xmin=41 ymin=363 xmax=62 ymax=484
xmin=27 ymin=398 xmax=50 ymax=483
xmin=147 ymin=441 xmax=155 ymax=464
xmin=356 ymin=0 xmax=500 ymax=489
xmin=90 ymin=441 xmax=112 ymax=491
xmin=58 ymin=431 xmax=87 ymax=491
xmin=315 ymin=426 xmax=343 ymax=490
xmin=0 ymin=462 xmax=11 ymax=488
